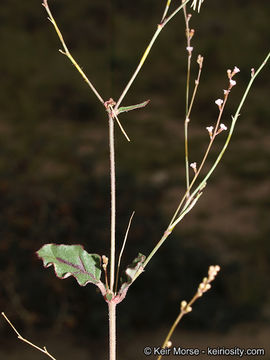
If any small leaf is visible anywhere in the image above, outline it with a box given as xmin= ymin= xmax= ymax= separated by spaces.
xmin=119 ymin=253 xmax=146 ymax=295
xmin=37 ymin=244 xmax=103 ymax=287
xmin=105 ymin=292 xmax=113 ymax=302
xmin=117 ymin=100 xmax=150 ymax=115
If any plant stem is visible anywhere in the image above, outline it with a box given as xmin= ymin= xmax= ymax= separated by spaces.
xmin=115 ymin=25 xmax=162 ymax=111
xmin=139 ymin=190 xmax=202 ymax=276
xmin=114 ymin=0 xmax=191 ymax=111
xmin=183 ymin=4 xmax=192 ymax=196
xmin=42 ymin=0 xmax=104 ymax=105
xmin=186 ymin=51 xmax=270 ymax=205
xmin=109 ymin=115 xmax=116 ymax=292
xmin=2 ymin=312 xmax=56 ymax=360
xmin=161 ymin=0 xmax=172 ymax=23
xmin=169 ymin=76 xmax=230 ymax=227
xmin=115 ymin=211 xmax=135 ymax=293
xmin=108 ymin=302 xmax=116 ymax=360
xmin=138 ymin=52 xmax=270 ymax=280
xmin=158 ymin=265 xmax=220 ymax=360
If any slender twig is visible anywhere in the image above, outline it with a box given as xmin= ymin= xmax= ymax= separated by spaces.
xmin=108 ymin=115 xmax=116 ymax=292
xmin=169 ymin=72 xmax=233 ymax=227
xmin=115 ymin=211 xmax=135 ymax=293
xmin=42 ymin=0 xmax=104 ymax=105
xmin=191 ymin=0 xmax=205 ymax=12
xmin=163 ymin=0 xmax=191 ymax=27
xmin=135 ymin=52 xmax=270 ymax=281
xmin=136 ymin=187 xmax=203 ymax=278
xmin=114 ymin=0 xmax=191 ymax=111
xmin=183 ymin=5 xmax=192 ymax=116
xmin=157 ymin=265 xmax=220 ymax=360
xmin=2 ymin=312 xmax=56 ymax=360
xmin=184 ymin=51 xmax=270 ymax=207
xmin=187 ymin=55 xmax=204 ymax=120
xmin=161 ymin=0 xmax=172 ymax=23
xmin=182 ymin=4 xmax=193 ymax=197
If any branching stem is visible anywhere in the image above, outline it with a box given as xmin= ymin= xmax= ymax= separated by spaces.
xmin=114 ymin=0 xmax=191 ymax=111
xmin=140 ymin=51 xmax=270 ymax=278
xmin=2 ymin=312 xmax=56 ymax=360
xmin=42 ymin=0 xmax=104 ymax=105
xmin=185 ymin=51 xmax=270 ymax=207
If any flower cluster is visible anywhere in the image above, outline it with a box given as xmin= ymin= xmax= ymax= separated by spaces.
xmin=197 ymin=265 xmax=220 ymax=297
xmin=181 ymin=300 xmax=192 ymax=313
xmin=207 ymin=66 xmax=240 ymax=138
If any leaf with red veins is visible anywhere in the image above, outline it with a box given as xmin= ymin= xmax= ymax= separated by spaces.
xmin=37 ymin=244 xmax=106 ymax=295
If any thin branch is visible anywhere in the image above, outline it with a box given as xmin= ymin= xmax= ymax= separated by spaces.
xmin=42 ymin=0 xmax=104 ymax=105
xmin=187 ymin=55 xmax=204 ymax=120
xmin=114 ymin=0 xmax=191 ymax=111
xmin=169 ymin=70 xmax=233 ymax=227
xmin=2 ymin=312 xmax=56 ymax=360
xmin=157 ymin=265 xmax=220 ymax=360
xmin=182 ymin=4 xmax=193 ymax=197
xmin=161 ymin=0 xmax=172 ymax=23
xmin=191 ymin=0 xmax=205 ymax=12
xmin=134 ymin=52 xmax=270 ymax=282
xmin=163 ymin=0 xmax=191 ymax=27
xmin=135 ymin=188 xmax=204 ymax=279
xmin=184 ymin=51 xmax=270 ymax=207
xmin=114 ymin=211 xmax=135 ymax=293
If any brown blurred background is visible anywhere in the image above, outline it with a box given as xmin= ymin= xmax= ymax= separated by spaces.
xmin=0 ymin=0 xmax=269 ymax=359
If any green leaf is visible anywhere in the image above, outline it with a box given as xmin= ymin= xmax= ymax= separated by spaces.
xmin=119 ymin=253 xmax=146 ymax=295
xmin=117 ymin=100 xmax=150 ymax=115
xmin=105 ymin=292 xmax=113 ymax=302
xmin=37 ymin=244 xmax=103 ymax=288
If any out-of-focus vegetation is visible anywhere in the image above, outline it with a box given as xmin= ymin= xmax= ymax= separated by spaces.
xmin=0 ymin=0 xmax=269 ymax=339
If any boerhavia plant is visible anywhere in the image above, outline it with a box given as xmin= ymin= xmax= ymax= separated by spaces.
xmin=2 ymin=0 xmax=269 ymax=359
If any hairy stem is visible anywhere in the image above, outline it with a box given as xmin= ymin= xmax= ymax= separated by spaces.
xmin=109 ymin=115 xmax=116 ymax=292
xmin=108 ymin=303 xmax=116 ymax=360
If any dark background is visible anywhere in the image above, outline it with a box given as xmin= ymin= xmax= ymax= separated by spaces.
xmin=0 ymin=0 xmax=269 ymax=359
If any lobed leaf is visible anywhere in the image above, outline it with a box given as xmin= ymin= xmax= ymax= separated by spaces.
xmin=37 ymin=244 xmax=103 ymax=287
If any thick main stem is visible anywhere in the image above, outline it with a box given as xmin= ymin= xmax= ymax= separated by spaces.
xmin=108 ymin=302 xmax=116 ymax=360
xmin=109 ymin=115 xmax=116 ymax=291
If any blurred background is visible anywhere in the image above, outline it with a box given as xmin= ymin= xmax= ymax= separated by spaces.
xmin=0 ymin=0 xmax=269 ymax=359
